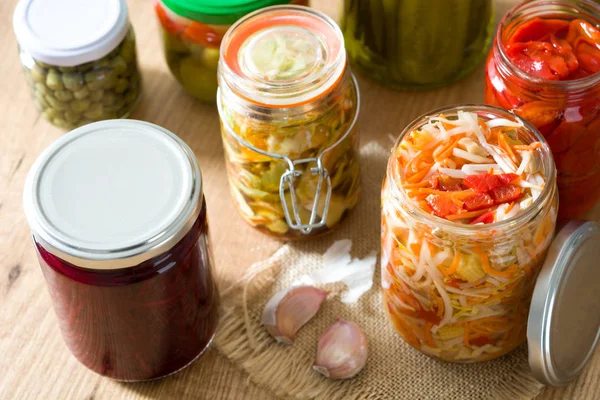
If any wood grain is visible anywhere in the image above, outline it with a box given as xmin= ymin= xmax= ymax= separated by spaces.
xmin=0 ymin=0 xmax=598 ymax=399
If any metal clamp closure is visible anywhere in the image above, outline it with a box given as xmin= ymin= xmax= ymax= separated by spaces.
xmin=216 ymin=74 xmax=360 ymax=235
xmin=279 ymin=157 xmax=331 ymax=234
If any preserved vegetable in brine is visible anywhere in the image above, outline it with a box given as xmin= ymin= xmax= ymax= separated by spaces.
xmin=23 ymin=120 xmax=219 ymax=380
xmin=382 ymin=106 xmax=558 ymax=362
xmin=343 ymin=0 xmax=494 ymax=90
xmin=485 ymin=0 xmax=600 ymax=220
xmin=155 ymin=0 xmax=308 ymax=103
xmin=14 ymin=0 xmax=141 ymax=129
xmin=218 ymin=6 xmax=361 ymax=239
xmin=37 ymin=203 xmax=219 ymax=381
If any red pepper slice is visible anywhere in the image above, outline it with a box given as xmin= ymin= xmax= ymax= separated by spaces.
xmin=463 ymin=193 xmax=494 ymax=211
xmin=566 ymin=19 xmax=600 ymax=45
xmin=505 ymin=18 xmax=600 ymax=81
xmin=470 ymin=335 xmax=494 ymax=347
xmin=513 ymin=101 xmax=562 ymax=129
xmin=154 ymin=2 xmax=186 ymax=37
xmin=182 ymin=22 xmax=222 ymax=48
xmin=489 ymin=185 xmax=522 ymax=204
xmin=573 ymin=39 xmax=600 ymax=74
xmin=545 ymin=121 xmax=587 ymax=154
xmin=510 ymin=18 xmax=571 ymax=43
xmin=470 ymin=211 xmax=495 ymax=225
xmin=463 ymin=173 xmax=519 ymax=193
xmin=426 ymin=195 xmax=460 ymax=218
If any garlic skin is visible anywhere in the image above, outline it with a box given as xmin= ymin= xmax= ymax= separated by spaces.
xmin=313 ymin=318 xmax=368 ymax=380
xmin=262 ymin=286 xmax=328 ymax=345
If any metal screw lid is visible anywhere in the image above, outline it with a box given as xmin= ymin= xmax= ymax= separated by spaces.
xmin=23 ymin=120 xmax=202 ymax=270
xmin=528 ymin=220 xmax=600 ymax=386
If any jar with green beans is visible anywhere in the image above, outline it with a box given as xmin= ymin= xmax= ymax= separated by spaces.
xmin=342 ymin=0 xmax=495 ymax=90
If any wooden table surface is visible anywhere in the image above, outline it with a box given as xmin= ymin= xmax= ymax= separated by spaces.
xmin=1 ymin=0 xmax=599 ymax=399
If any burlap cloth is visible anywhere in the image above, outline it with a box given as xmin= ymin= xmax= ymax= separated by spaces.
xmin=214 ymin=141 xmax=544 ymax=400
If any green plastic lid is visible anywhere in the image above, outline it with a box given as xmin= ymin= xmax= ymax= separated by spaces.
xmin=161 ymin=0 xmax=296 ymax=25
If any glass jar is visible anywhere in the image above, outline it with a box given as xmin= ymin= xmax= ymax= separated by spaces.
xmin=217 ymin=5 xmax=361 ymax=239
xmin=13 ymin=0 xmax=142 ymax=130
xmin=485 ymin=0 xmax=600 ymax=220
xmin=381 ymin=105 xmax=558 ymax=363
xmin=23 ymin=120 xmax=219 ymax=381
xmin=154 ymin=0 xmax=308 ymax=103
xmin=342 ymin=0 xmax=495 ymax=90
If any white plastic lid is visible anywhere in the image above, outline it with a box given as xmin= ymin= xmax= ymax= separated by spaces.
xmin=13 ymin=0 xmax=130 ymax=67
xmin=23 ymin=120 xmax=203 ymax=270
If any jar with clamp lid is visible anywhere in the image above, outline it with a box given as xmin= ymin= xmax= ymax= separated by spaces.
xmin=23 ymin=120 xmax=219 ymax=381
xmin=217 ymin=5 xmax=361 ymax=239
xmin=13 ymin=0 xmax=142 ymax=130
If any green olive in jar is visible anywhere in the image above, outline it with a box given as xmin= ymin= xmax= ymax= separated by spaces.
xmin=15 ymin=0 xmax=142 ymax=130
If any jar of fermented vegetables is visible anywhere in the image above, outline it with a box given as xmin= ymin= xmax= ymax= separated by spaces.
xmin=382 ymin=105 xmax=558 ymax=363
xmin=342 ymin=0 xmax=495 ymax=90
xmin=23 ymin=120 xmax=219 ymax=381
xmin=217 ymin=5 xmax=361 ymax=239
xmin=13 ymin=0 xmax=141 ymax=130
xmin=485 ymin=0 xmax=600 ymax=221
xmin=154 ymin=0 xmax=308 ymax=103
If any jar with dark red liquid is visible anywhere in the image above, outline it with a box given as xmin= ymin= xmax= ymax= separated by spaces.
xmin=23 ymin=120 xmax=219 ymax=381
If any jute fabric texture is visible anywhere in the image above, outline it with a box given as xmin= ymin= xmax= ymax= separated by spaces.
xmin=214 ymin=142 xmax=544 ymax=400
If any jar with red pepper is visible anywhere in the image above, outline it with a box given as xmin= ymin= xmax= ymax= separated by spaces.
xmin=154 ymin=0 xmax=308 ymax=103
xmin=485 ymin=0 xmax=600 ymax=220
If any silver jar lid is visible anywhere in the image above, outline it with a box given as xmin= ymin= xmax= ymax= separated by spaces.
xmin=23 ymin=120 xmax=202 ymax=270
xmin=528 ymin=220 xmax=600 ymax=386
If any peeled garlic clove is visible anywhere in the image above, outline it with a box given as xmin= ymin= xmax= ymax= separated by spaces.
xmin=313 ymin=318 xmax=368 ymax=380
xmin=262 ymin=285 xmax=328 ymax=344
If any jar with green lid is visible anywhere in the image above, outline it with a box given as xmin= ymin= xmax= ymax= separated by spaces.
xmin=342 ymin=0 xmax=495 ymax=90
xmin=13 ymin=0 xmax=141 ymax=130
xmin=155 ymin=0 xmax=308 ymax=103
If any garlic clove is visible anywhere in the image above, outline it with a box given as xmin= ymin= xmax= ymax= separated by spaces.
xmin=262 ymin=285 xmax=328 ymax=344
xmin=313 ymin=318 xmax=368 ymax=380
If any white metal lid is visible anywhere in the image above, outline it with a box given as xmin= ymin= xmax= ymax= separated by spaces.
xmin=13 ymin=0 xmax=129 ymax=67
xmin=528 ymin=220 xmax=600 ymax=386
xmin=23 ymin=120 xmax=202 ymax=270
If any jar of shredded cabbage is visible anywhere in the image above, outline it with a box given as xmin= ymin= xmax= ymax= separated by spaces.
xmin=217 ymin=5 xmax=361 ymax=240
xmin=342 ymin=0 xmax=495 ymax=90
xmin=155 ymin=0 xmax=308 ymax=103
xmin=381 ymin=105 xmax=558 ymax=362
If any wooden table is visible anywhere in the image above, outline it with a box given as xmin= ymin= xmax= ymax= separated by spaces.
xmin=1 ymin=0 xmax=598 ymax=399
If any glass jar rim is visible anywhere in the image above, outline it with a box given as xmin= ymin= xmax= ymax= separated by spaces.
xmin=218 ymin=5 xmax=346 ymax=108
xmin=494 ymin=0 xmax=600 ymax=91
xmin=387 ymin=104 xmax=557 ymax=236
